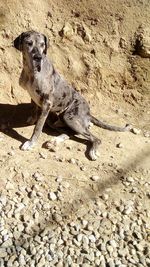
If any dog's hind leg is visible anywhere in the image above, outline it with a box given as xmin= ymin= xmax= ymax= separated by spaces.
xmin=63 ymin=114 xmax=101 ymax=160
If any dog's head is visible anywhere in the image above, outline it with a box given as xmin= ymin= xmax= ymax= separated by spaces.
xmin=13 ymin=31 xmax=49 ymax=71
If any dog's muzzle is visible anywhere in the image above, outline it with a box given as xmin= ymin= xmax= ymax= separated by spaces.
xmin=33 ymin=54 xmax=42 ymax=72
xmin=33 ymin=54 xmax=42 ymax=62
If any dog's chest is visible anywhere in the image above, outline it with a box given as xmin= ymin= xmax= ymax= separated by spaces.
xmin=27 ymin=82 xmax=41 ymax=107
xmin=23 ymin=77 xmax=45 ymax=107
xmin=19 ymin=71 xmax=42 ymax=107
xmin=25 ymin=75 xmax=49 ymax=107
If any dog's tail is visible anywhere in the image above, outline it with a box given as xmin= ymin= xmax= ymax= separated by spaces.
xmin=90 ymin=115 xmax=131 ymax=132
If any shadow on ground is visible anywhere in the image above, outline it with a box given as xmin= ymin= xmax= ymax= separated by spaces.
xmin=0 ymin=102 xmax=93 ymax=158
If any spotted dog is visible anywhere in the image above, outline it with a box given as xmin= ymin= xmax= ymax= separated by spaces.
xmin=13 ymin=31 xmax=131 ymax=160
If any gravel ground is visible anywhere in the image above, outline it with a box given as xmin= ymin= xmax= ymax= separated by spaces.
xmin=0 ymin=157 xmax=150 ymax=267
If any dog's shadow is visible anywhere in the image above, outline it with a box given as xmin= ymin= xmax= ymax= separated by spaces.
xmin=0 ymin=102 xmax=92 ymax=159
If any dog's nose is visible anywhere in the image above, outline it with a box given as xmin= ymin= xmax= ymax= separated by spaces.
xmin=33 ymin=54 xmax=42 ymax=61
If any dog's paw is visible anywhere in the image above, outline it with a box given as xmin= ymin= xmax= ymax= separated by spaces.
xmin=21 ymin=140 xmax=34 ymax=151
xmin=89 ymin=149 xmax=98 ymax=161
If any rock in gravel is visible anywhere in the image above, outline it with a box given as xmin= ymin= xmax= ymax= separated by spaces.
xmin=144 ymin=131 xmax=150 ymax=138
xmin=14 ymin=203 xmax=25 ymax=213
xmin=68 ymin=158 xmax=76 ymax=164
xmin=107 ymin=259 xmax=115 ymax=267
xmin=2 ymin=238 xmax=13 ymax=248
xmin=52 ymin=213 xmax=62 ymax=223
xmin=126 ymin=176 xmax=134 ymax=183
xmin=77 ymin=233 xmax=83 ymax=242
xmin=37 ymin=256 xmax=46 ymax=267
xmin=80 ymin=165 xmax=86 ymax=171
xmin=56 ymin=176 xmax=63 ymax=183
xmin=116 ymin=143 xmax=123 ymax=148
xmin=130 ymin=187 xmax=138 ymax=193
xmin=109 ymin=239 xmax=117 ymax=248
xmin=63 ymin=181 xmax=70 ymax=189
xmin=0 ymin=248 xmax=7 ymax=258
xmin=48 ymin=192 xmax=57 ymax=201
xmin=123 ymin=205 xmax=133 ymax=215
xmin=32 ymin=172 xmax=43 ymax=181
xmin=81 ymin=220 xmax=88 ymax=228
xmin=131 ymin=128 xmax=141 ymax=135
xmin=18 ymin=254 xmax=26 ymax=265
xmin=17 ymin=223 xmax=24 ymax=232
xmin=90 ymin=175 xmax=100 ymax=181
xmin=6 ymin=181 xmax=14 ymax=190
xmin=101 ymin=193 xmax=109 ymax=201
xmin=0 ymin=195 xmax=7 ymax=205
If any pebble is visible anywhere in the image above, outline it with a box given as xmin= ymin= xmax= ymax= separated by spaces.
xmin=56 ymin=176 xmax=63 ymax=183
xmin=68 ymin=158 xmax=76 ymax=164
xmin=116 ymin=143 xmax=123 ymax=148
xmin=123 ymin=205 xmax=133 ymax=215
xmin=108 ymin=259 xmax=115 ymax=267
xmin=63 ymin=182 xmax=70 ymax=189
xmin=109 ymin=240 xmax=117 ymax=248
xmin=132 ymin=128 xmax=141 ymax=135
xmin=130 ymin=187 xmax=138 ymax=193
xmin=82 ymin=220 xmax=88 ymax=228
xmin=80 ymin=166 xmax=86 ymax=171
xmin=14 ymin=203 xmax=25 ymax=213
xmin=126 ymin=176 xmax=134 ymax=183
xmin=52 ymin=213 xmax=62 ymax=223
xmin=0 ymin=248 xmax=7 ymax=258
xmin=1 ymin=239 xmax=13 ymax=248
xmin=144 ymin=131 xmax=150 ymax=138
xmin=88 ymin=234 xmax=96 ymax=243
xmin=32 ymin=172 xmax=43 ymax=181
xmin=17 ymin=223 xmax=24 ymax=232
xmin=48 ymin=192 xmax=57 ymax=201
xmin=6 ymin=182 xmax=14 ymax=190
xmin=77 ymin=233 xmax=83 ymax=242
xmin=90 ymin=175 xmax=100 ymax=181
xmin=101 ymin=193 xmax=109 ymax=201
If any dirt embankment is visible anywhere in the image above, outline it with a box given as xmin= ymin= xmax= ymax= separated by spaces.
xmin=0 ymin=0 xmax=150 ymax=125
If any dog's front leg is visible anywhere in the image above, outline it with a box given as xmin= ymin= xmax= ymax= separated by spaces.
xmin=21 ymin=100 xmax=52 ymax=150
xmin=27 ymin=100 xmax=40 ymax=125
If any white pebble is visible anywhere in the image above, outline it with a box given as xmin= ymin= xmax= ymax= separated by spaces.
xmin=48 ymin=192 xmax=57 ymax=201
xmin=91 ymin=175 xmax=100 ymax=181
xmin=132 ymin=128 xmax=141 ymax=134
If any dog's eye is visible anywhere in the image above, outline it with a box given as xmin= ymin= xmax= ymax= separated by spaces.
xmin=26 ymin=41 xmax=33 ymax=46
xmin=40 ymin=42 xmax=45 ymax=47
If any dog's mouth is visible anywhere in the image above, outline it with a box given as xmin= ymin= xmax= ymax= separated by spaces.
xmin=33 ymin=55 xmax=42 ymax=72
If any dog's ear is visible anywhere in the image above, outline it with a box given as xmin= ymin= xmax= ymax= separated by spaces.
xmin=43 ymin=34 xmax=49 ymax=54
xmin=13 ymin=32 xmax=26 ymax=51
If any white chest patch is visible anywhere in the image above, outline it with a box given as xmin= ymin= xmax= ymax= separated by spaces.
xmin=26 ymin=80 xmax=42 ymax=107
